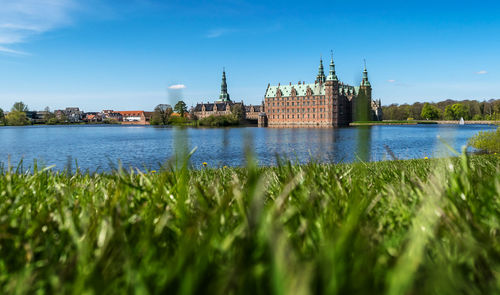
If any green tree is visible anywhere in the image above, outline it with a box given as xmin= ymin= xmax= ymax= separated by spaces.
xmin=231 ymin=103 xmax=244 ymax=120
xmin=354 ymin=88 xmax=371 ymax=121
xmin=43 ymin=106 xmax=56 ymax=123
xmin=451 ymin=103 xmax=469 ymax=120
xmin=11 ymin=101 xmax=28 ymax=112
xmin=420 ymin=103 xmax=440 ymax=120
xmin=0 ymin=108 xmax=5 ymax=126
xmin=6 ymin=111 xmax=30 ymax=126
xmin=444 ymin=105 xmax=455 ymax=120
xmin=174 ymin=101 xmax=187 ymax=117
xmin=151 ymin=104 xmax=173 ymax=125
xmin=189 ymin=107 xmax=198 ymax=122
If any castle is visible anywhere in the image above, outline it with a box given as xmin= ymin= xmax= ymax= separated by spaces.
xmin=192 ymin=55 xmax=382 ymax=126
xmin=263 ymin=54 xmax=382 ymax=127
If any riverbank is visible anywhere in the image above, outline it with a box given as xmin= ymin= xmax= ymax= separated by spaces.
xmin=435 ymin=120 xmax=500 ymax=125
xmin=1 ymin=154 xmax=499 ymax=293
xmin=351 ymin=120 xmax=500 ymax=126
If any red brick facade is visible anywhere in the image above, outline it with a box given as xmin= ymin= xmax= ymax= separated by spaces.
xmin=263 ymin=57 xmax=378 ymax=127
xmin=264 ymin=81 xmax=357 ymax=127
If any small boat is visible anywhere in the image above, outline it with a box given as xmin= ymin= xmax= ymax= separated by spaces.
xmin=459 ymin=117 xmax=465 ymax=125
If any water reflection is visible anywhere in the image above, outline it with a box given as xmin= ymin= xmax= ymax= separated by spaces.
xmin=355 ymin=126 xmax=372 ymax=162
xmin=0 ymin=124 xmax=495 ymax=172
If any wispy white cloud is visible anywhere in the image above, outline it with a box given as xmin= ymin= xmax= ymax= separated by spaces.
xmin=476 ymin=70 xmax=487 ymax=75
xmin=0 ymin=0 xmax=78 ymax=55
xmin=205 ymin=28 xmax=237 ymax=38
xmin=168 ymin=84 xmax=186 ymax=89
xmin=388 ymin=79 xmax=396 ymax=83
xmin=0 ymin=45 xmax=30 ymax=56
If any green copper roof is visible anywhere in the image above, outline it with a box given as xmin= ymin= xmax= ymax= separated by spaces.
xmin=326 ymin=53 xmax=338 ymax=82
xmin=219 ymin=69 xmax=231 ymax=102
xmin=265 ymin=83 xmax=324 ymax=98
xmin=361 ymin=62 xmax=371 ymax=87
xmin=265 ymin=83 xmax=358 ymax=98
xmin=316 ymin=59 xmax=326 ymax=83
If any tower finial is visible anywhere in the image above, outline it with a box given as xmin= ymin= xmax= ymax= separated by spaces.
xmin=327 ymin=50 xmax=338 ymax=82
xmin=361 ymin=59 xmax=370 ymax=87
xmin=316 ymin=56 xmax=326 ymax=83
xmin=219 ymin=68 xmax=230 ymax=102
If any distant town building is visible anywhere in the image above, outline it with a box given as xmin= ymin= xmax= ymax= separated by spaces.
xmin=262 ymin=54 xmax=383 ymax=127
xmin=55 ymin=107 xmax=84 ymax=123
xmin=84 ymin=112 xmax=102 ymax=122
xmin=116 ymin=111 xmax=152 ymax=124
xmin=99 ymin=110 xmax=122 ymax=122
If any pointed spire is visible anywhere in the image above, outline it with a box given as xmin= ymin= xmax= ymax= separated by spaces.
xmin=316 ymin=57 xmax=326 ymax=83
xmin=327 ymin=50 xmax=338 ymax=82
xmin=219 ymin=68 xmax=231 ymax=102
xmin=361 ymin=59 xmax=371 ymax=87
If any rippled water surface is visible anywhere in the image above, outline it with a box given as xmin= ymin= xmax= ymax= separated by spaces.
xmin=0 ymin=124 xmax=495 ymax=171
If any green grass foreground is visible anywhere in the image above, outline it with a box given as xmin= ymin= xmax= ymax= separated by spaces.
xmin=1 ymin=155 xmax=500 ymax=294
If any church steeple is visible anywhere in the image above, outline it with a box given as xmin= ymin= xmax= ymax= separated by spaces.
xmin=219 ymin=68 xmax=231 ymax=102
xmin=326 ymin=50 xmax=338 ymax=82
xmin=316 ymin=58 xmax=326 ymax=83
xmin=361 ymin=60 xmax=371 ymax=87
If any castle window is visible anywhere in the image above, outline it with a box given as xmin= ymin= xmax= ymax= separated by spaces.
xmin=292 ymin=115 xmax=294 ymax=118
xmin=313 ymin=114 xmax=315 ymax=119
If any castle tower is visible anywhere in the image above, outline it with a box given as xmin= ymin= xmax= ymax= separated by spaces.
xmin=360 ymin=61 xmax=372 ymax=101
xmin=355 ymin=60 xmax=373 ymax=121
xmin=325 ymin=52 xmax=340 ymax=126
xmin=315 ymin=58 xmax=326 ymax=84
xmin=219 ymin=68 xmax=231 ymax=102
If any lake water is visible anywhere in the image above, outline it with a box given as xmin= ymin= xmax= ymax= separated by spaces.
xmin=0 ymin=124 xmax=496 ymax=171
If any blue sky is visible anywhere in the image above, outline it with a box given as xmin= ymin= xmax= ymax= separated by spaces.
xmin=0 ymin=0 xmax=499 ymax=112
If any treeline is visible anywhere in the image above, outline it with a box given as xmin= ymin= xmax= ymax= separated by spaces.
xmin=383 ymin=99 xmax=500 ymax=121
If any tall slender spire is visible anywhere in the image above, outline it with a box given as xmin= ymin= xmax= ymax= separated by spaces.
xmin=219 ymin=68 xmax=231 ymax=102
xmin=327 ymin=50 xmax=338 ymax=82
xmin=316 ymin=58 xmax=326 ymax=83
xmin=361 ymin=59 xmax=371 ymax=87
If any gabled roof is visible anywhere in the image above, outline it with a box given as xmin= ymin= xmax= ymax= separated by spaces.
xmin=265 ymin=83 xmax=325 ymax=98
xmin=265 ymin=82 xmax=359 ymax=98
xmin=215 ymin=103 xmax=227 ymax=111
xmin=245 ymin=105 xmax=261 ymax=112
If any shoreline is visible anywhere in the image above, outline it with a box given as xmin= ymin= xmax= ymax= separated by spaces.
xmin=351 ymin=120 xmax=500 ymax=126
